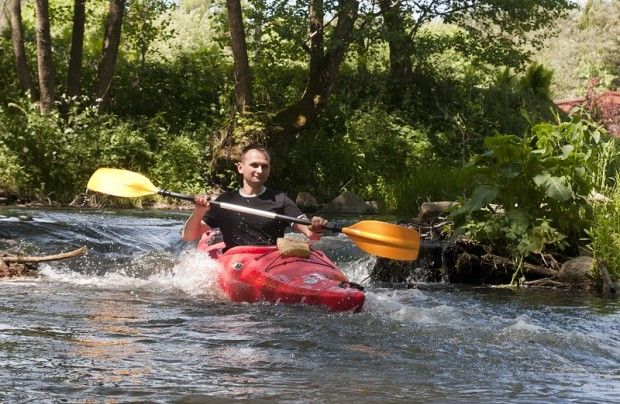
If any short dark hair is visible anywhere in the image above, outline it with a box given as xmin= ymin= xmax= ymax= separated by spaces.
xmin=240 ymin=144 xmax=270 ymax=162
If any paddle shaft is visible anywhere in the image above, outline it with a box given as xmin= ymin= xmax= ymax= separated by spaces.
xmin=159 ymin=190 xmax=342 ymax=232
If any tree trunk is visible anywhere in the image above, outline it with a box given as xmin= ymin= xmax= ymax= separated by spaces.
xmin=9 ymin=0 xmax=36 ymax=96
xmin=34 ymin=0 xmax=55 ymax=112
xmin=67 ymin=0 xmax=86 ymax=97
xmin=96 ymin=0 xmax=125 ymax=110
xmin=226 ymin=0 xmax=253 ymax=114
xmin=378 ymin=0 xmax=412 ymax=107
xmin=269 ymin=0 xmax=358 ymax=137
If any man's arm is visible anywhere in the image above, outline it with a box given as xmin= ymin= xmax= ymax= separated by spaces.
xmin=292 ymin=216 xmax=328 ymax=240
xmin=182 ymin=195 xmax=212 ymax=241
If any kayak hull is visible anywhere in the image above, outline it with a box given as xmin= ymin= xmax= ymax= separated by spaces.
xmin=198 ymin=235 xmax=365 ymax=312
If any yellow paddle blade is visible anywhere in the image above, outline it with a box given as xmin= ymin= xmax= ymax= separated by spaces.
xmin=341 ymin=220 xmax=420 ymax=261
xmin=87 ymin=168 xmax=159 ymax=198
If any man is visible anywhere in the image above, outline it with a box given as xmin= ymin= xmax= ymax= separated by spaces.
xmin=182 ymin=144 xmax=327 ymax=248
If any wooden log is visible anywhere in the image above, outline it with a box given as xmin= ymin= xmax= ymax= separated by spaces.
xmin=523 ymin=278 xmax=566 ymax=287
xmin=2 ymin=246 xmax=87 ymax=263
xmin=480 ymin=254 xmax=558 ymax=278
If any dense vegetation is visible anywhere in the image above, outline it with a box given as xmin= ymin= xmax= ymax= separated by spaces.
xmin=0 ymin=0 xmax=618 ymax=281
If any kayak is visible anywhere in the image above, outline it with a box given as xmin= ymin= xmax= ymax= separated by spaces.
xmin=197 ymin=233 xmax=365 ymax=312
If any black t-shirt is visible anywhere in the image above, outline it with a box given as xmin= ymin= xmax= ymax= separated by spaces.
xmin=203 ymin=188 xmax=306 ymax=248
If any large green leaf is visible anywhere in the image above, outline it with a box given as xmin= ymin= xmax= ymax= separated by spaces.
xmin=535 ymin=174 xmax=573 ymax=201
xmin=454 ymin=184 xmax=501 ymax=216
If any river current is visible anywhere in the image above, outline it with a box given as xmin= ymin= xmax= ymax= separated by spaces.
xmin=0 ymin=208 xmax=618 ymax=402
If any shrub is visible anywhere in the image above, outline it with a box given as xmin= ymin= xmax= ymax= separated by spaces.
xmin=589 ymin=174 xmax=620 ymax=281
xmin=392 ymin=164 xmax=463 ymax=217
xmin=0 ymin=96 xmax=157 ymax=201
xmin=343 ymin=106 xmax=435 ymax=206
xmin=150 ymin=134 xmax=208 ymax=197
xmin=0 ymin=139 xmax=29 ymax=196
xmin=452 ymin=115 xmax=619 ymax=262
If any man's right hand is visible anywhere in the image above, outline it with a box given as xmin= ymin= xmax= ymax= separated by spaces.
xmin=194 ymin=195 xmax=212 ymax=213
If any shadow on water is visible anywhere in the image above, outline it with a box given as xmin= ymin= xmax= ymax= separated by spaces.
xmin=0 ymin=207 xmax=618 ymax=402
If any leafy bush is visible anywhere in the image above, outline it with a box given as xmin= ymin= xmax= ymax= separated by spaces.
xmin=110 ymin=49 xmax=229 ymax=131
xmin=150 ymin=134 xmax=207 ymax=196
xmin=392 ymin=164 xmax=463 ymax=217
xmin=589 ymin=175 xmax=620 ymax=281
xmin=453 ymin=116 xmax=619 ymax=261
xmin=0 ymin=139 xmax=29 ymax=196
xmin=343 ymin=107 xmax=435 ymax=206
xmin=0 ymin=96 xmax=157 ymax=201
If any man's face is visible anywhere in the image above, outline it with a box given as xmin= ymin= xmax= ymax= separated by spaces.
xmin=237 ymin=149 xmax=271 ymax=186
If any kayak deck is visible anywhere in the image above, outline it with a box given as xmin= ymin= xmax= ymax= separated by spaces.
xmin=198 ymin=235 xmax=365 ymax=312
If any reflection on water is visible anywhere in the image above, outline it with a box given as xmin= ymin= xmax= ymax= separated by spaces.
xmin=71 ymin=296 xmax=150 ymax=388
xmin=0 ymin=208 xmax=618 ymax=402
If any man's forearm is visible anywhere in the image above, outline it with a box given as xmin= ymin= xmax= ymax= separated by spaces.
xmin=182 ymin=210 xmax=209 ymax=241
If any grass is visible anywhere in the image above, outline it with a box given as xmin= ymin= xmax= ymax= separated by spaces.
xmin=392 ymin=163 xmax=464 ymax=218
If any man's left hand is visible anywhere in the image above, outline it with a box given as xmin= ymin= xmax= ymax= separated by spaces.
xmin=308 ymin=216 xmax=328 ymax=240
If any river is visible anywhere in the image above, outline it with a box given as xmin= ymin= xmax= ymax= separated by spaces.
xmin=1 ymin=208 xmax=618 ymax=402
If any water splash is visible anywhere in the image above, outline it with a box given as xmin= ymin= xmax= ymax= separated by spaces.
xmin=38 ymin=249 xmax=226 ymax=300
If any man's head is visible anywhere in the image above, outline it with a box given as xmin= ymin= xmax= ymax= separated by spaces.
xmin=237 ymin=144 xmax=271 ymax=188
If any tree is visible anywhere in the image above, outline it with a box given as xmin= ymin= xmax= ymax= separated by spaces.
xmin=377 ymin=0 xmax=411 ymax=105
xmin=372 ymin=0 xmax=575 ymax=108
xmin=123 ymin=0 xmax=175 ymax=69
xmin=67 ymin=0 xmax=86 ymax=97
xmin=535 ymin=0 xmax=620 ymax=98
xmin=269 ymin=0 xmax=359 ymax=137
xmin=34 ymin=0 xmax=54 ymax=112
xmin=96 ymin=0 xmax=125 ymax=110
xmin=226 ymin=0 xmax=253 ymax=113
xmin=8 ymin=0 xmax=36 ymax=96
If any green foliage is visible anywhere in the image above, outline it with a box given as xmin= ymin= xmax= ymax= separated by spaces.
xmin=0 ymin=139 xmax=29 ymax=195
xmin=392 ymin=164 xmax=463 ymax=217
xmin=269 ymin=126 xmax=357 ymax=204
xmin=453 ymin=116 xmax=619 ymax=259
xmin=589 ymin=175 xmax=620 ymax=281
xmin=535 ymin=0 xmax=620 ymax=98
xmin=123 ymin=0 xmax=176 ymax=64
xmin=0 ymin=0 xmax=603 ymax=218
xmin=0 ymin=36 xmax=22 ymax=103
xmin=151 ymin=134 xmax=207 ymax=196
xmin=110 ymin=49 xmax=229 ymax=130
xmin=0 ymin=96 xmax=157 ymax=201
xmin=270 ymin=105 xmax=438 ymax=212
xmin=343 ymin=106 xmax=435 ymax=207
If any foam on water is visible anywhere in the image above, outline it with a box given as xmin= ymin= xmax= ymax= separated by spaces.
xmin=38 ymin=249 xmax=226 ymax=300
xmin=364 ymin=287 xmax=465 ymax=327
xmin=338 ymin=254 xmax=375 ymax=284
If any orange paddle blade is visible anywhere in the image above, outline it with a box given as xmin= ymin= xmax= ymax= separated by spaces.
xmin=341 ymin=220 xmax=420 ymax=261
xmin=87 ymin=168 xmax=159 ymax=197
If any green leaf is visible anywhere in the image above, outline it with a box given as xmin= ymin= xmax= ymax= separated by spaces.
xmin=533 ymin=172 xmax=550 ymax=187
xmin=468 ymin=184 xmax=500 ymax=211
xmin=560 ymin=144 xmax=574 ymax=160
xmin=543 ymin=175 xmax=573 ymax=202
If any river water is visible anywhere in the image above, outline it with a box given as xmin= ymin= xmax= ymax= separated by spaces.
xmin=0 ymin=208 xmax=618 ymax=402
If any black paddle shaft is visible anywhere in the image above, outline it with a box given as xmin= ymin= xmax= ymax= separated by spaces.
xmin=159 ymin=189 xmax=342 ymax=232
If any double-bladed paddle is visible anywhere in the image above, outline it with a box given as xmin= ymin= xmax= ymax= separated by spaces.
xmin=86 ymin=168 xmax=420 ymax=261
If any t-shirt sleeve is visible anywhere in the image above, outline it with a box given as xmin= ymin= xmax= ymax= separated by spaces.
xmin=202 ymin=194 xmax=224 ymax=228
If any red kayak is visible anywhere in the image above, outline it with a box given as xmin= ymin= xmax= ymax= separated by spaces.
xmin=197 ymin=233 xmax=365 ymax=312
